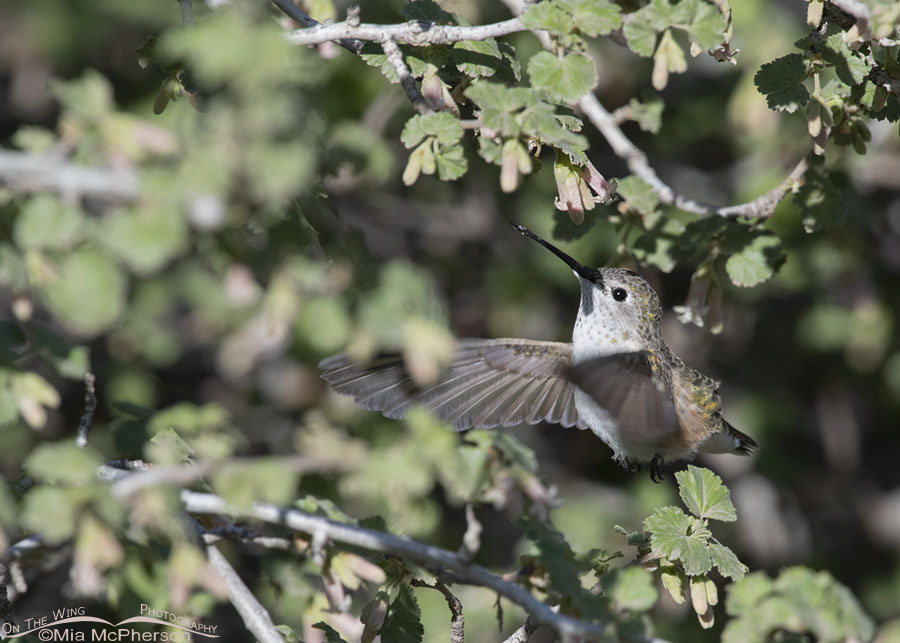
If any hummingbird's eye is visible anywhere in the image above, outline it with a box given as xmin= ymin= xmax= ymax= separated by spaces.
xmin=612 ymin=287 xmax=628 ymax=302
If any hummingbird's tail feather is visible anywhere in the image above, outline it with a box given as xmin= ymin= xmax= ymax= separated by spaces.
xmin=724 ymin=420 xmax=757 ymax=455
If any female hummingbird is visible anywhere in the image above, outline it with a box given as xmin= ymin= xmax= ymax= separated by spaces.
xmin=319 ymin=224 xmax=756 ymax=481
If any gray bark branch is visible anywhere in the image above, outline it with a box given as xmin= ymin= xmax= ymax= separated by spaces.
xmin=205 ymin=544 xmax=285 ymax=643
xmin=179 ymin=490 xmax=608 ymax=640
xmin=0 ymin=150 xmax=139 ymax=201
xmin=286 ymin=17 xmax=525 ymax=47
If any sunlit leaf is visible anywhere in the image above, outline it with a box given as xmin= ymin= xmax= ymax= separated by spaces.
xmin=527 ymin=52 xmax=597 ymax=103
xmin=676 ymin=465 xmax=738 ymax=522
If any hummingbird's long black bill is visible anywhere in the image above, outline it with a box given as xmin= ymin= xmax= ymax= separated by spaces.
xmin=510 ymin=223 xmax=603 ymax=284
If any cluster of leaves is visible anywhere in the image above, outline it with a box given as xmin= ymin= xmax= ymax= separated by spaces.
xmin=366 ymin=0 xmax=727 ymax=226
xmin=755 ymin=3 xmax=900 ymax=152
xmin=618 ymin=466 xmax=746 ymax=629
xmin=723 ymin=567 xmax=876 ymax=643
xmin=754 ymin=4 xmax=900 ymax=231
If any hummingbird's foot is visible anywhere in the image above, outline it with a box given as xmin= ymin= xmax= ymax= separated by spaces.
xmin=649 ymin=453 xmax=666 ymax=483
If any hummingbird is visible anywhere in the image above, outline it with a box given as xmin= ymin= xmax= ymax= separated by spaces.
xmin=319 ymin=223 xmax=756 ymax=481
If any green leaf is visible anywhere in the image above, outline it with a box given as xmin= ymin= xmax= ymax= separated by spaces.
xmin=149 ymin=402 xmax=230 ymax=436
xmin=399 ymin=0 xmax=455 ymax=23
xmin=296 ymin=297 xmax=351 ymax=353
xmin=10 ymin=371 xmax=61 ymax=428
xmin=453 ymin=39 xmax=502 ymax=78
xmin=0 ymin=245 xmax=28 ymax=291
xmin=552 ymin=209 xmax=597 ymax=241
xmin=521 ymin=2 xmax=575 ymax=36
xmin=755 ymin=54 xmax=810 ymax=113
xmin=522 ymin=517 xmax=611 ymax=619
xmin=103 ymin=208 xmax=188 ymax=275
xmin=15 ymin=196 xmax=86 ymax=250
xmin=644 ymin=506 xmax=712 ymax=576
xmin=724 ymin=232 xmax=784 ymax=287
xmin=39 ymin=248 xmax=127 ymax=336
xmin=405 ymin=48 xmax=450 ymax=78
xmin=683 ymin=0 xmax=727 ymax=50
xmin=381 ymin=584 xmax=424 ymax=643
xmin=360 ymin=50 xmax=398 ymax=83
xmin=25 ymin=441 xmax=101 ymax=484
xmin=676 ymin=465 xmax=738 ymax=522
xmin=623 ymin=1 xmax=667 ymax=57
xmin=21 ymin=486 xmax=93 ymax=544
xmin=725 ymin=571 xmax=773 ymax=616
xmin=724 ymin=568 xmax=875 ymax=643
xmin=616 ymin=175 xmax=659 ymax=216
xmin=12 ymin=126 xmax=56 ymax=155
xmin=492 ymin=432 xmax=539 ymax=474
xmin=52 ymin=70 xmax=113 ymax=117
xmin=793 ymin=161 xmax=844 ymax=233
xmin=465 ymin=82 xmax=529 ymax=137
xmin=821 ymin=33 xmax=870 ymax=86
xmin=0 ymin=386 xmax=20 ymax=427
xmin=527 ymin=51 xmax=597 ymax=103
xmin=434 ymin=145 xmax=468 ymax=181
xmin=29 ymin=324 xmax=90 ymax=380
xmin=212 ymin=459 xmax=299 ymax=508
xmin=708 ymin=542 xmax=748 ymax=580
xmin=559 ymin=0 xmax=622 ymax=36
xmin=401 ymin=113 xmax=464 ymax=148
xmin=632 ymin=218 xmax=682 ymax=273
xmin=628 ymin=94 xmax=664 ymax=133
xmin=604 ymin=566 xmax=658 ymax=611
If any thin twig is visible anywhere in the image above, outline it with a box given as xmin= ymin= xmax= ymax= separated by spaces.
xmin=0 ymin=150 xmax=139 ymax=201
xmin=201 ymin=529 xmax=294 ymax=550
xmin=381 ymin=38 xmax=429 ymax=114
xmin=578 ymin=94 xmax=808 ymax=219
xmin=271 ymin=0 xmax=364 ymax=54
xmin=74 ymin=372 xmax=97 ymax=448
xmin=0 ymin=536 xmax=44 ymax=566
xmin=106 ymin=455 xmax=352 ymax=500
xmin=411 ymin=579 xmax=465 ymax=643
xmin=287 ymin=17 xmax=525 ymax=48
xmin=179 ymin=490 xmax=608 ymax=640
xmin=205 ymin=544 xmax=285 ymax=643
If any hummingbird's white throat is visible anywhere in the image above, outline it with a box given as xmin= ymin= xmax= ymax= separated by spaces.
xmin=572 ymin=274 xmax=645 ymax=364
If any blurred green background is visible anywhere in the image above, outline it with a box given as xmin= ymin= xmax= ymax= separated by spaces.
xmin=1 ymin=0 xmax=900 ymax=641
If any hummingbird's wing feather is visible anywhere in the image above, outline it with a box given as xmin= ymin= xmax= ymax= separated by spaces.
xmin=319 ymin=339 xmax=585 ymax=430
xmin=567 ymin=352 xmax=679 ymax=441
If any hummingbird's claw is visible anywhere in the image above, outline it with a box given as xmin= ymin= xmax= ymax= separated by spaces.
xmin=650 ymin=454 xmax=665 ymax=483
xmin=623 ymin=458 xmax=642 ymax=474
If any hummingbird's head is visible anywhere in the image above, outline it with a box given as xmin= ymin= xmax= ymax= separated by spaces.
xmin=511 ymin=223 xmax=662 ymax=354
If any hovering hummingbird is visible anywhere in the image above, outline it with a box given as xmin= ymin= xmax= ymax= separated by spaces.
xmin=319 ymin=224 xmax=756 ymax=481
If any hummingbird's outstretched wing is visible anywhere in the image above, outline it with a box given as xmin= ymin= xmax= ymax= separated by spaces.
xmin=567 ymin=352 xmax=679 ymax=441
xmin=319 ymin=339 xmax=584 ymax=430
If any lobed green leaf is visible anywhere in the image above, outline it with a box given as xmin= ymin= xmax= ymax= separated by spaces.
xmin=755 ymin=54 xmax=810 ymax=113
xmin=644 ymin=506 xmax=712 ymax=576
xmin=676 ymin=465 xmax=738 ymax=522
xmin=381 ymin=584 xmax=424 ymax=643
xmin=527 ymin=51 xmax=598 ymax=103
xmin=724 ymin=232 xmax=784 ymax=288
